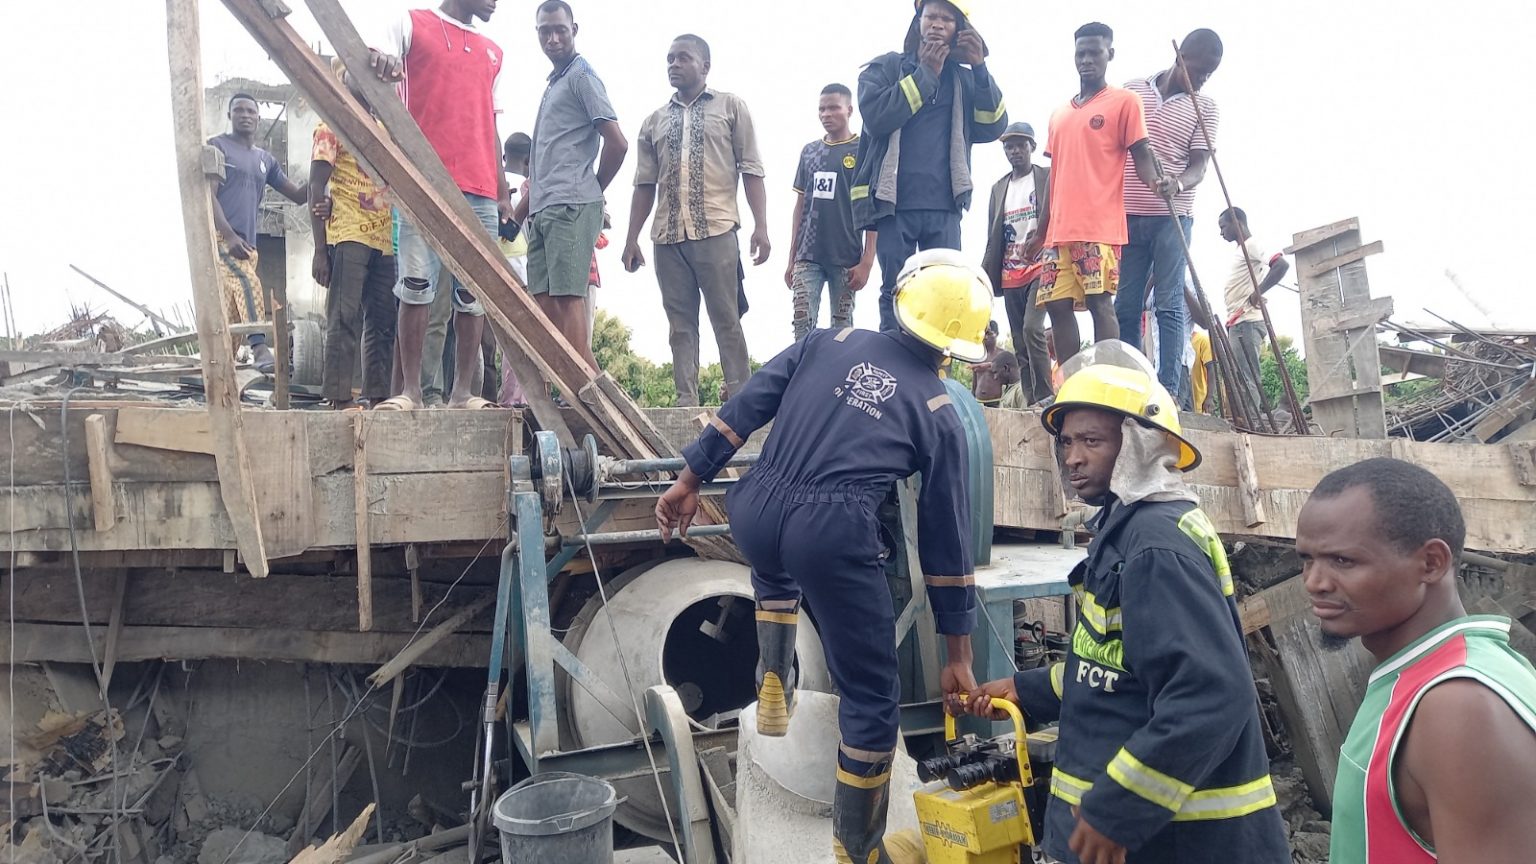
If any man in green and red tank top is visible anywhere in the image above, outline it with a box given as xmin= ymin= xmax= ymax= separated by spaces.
xmin=1298 ymin=457 xmax=1536 ymax=864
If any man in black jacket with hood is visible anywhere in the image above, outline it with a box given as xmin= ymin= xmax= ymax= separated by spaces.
xmin=851 ymin=0 xmax=1008 ymax=333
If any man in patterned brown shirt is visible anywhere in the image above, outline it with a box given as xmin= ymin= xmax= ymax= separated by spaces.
xmin=622 ymin=33 xmax=770 ymax=406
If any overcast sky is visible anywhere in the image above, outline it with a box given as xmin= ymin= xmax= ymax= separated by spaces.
xmin=2 ymin=0 xmax=1531 ymax=364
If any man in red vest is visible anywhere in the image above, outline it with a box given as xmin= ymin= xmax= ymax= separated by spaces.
xmin=369 ymin=1 xmax=509 ymax=409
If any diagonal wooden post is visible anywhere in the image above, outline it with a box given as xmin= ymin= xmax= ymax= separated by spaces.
xmin=219 ymin=0 xmax=741 ymax=561
xmin=165 ymin=0 xmax=270 ymax=578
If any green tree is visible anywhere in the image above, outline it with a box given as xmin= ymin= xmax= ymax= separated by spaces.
xmin=1258 ymin=334 xmax=1309 ymax=408
xmin=591 ymin=310 xmax=761 ymax=407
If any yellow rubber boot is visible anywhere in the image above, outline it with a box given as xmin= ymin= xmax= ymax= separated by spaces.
xmin=754 ymin=606 xmax=798 ymax=737
xmin=883 ymin=829 xmax=927 ymax=864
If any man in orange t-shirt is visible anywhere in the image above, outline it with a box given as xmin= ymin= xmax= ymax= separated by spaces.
xmin=1034 ymin=21 xmax=1170 ymax=365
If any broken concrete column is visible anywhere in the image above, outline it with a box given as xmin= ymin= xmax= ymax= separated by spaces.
xmin=733 ymin=690 xmax=923 ymax=863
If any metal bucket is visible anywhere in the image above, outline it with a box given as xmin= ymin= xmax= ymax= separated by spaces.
xmin=492 ymin=772 xmax=617 ymax=864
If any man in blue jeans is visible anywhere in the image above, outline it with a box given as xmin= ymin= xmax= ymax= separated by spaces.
xmin=785 ymin=83 xmax=877 ymax=341
xmin=1115 ymin=29 xmax=1223 ymax=401
xmin=850 ymin=0 xmax=1007 ymax=332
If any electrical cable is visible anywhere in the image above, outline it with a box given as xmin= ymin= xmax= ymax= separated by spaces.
xmin=8 ymin=404 xmax=17 ymax=864
xmin=564 ymin=471 xmax=684 ymax=862
xmin=59 ymin=388 xmax=122 ymax=864
xmin=217 ymin=522 xmax=506 ymax=864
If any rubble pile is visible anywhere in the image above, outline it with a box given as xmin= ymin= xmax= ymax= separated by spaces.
xmin=1384 ymin=320 xmax=1536 ymax=443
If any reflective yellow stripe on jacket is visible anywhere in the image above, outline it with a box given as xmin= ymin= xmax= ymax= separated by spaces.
xmin=1178 ymin=508 xmax=1234 ymax=597
xmin=899 ymin=75 xmax=923 ymax=113
xmin=1050 ymin=753 xmax=1277 ymax=822
xmin=973 ymin=100 xmax=1006 ymax=125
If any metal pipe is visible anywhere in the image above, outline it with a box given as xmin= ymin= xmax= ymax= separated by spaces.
xmin=594 ymin=477 xmax=741 ymax=500
xmin=1169 ymin=40 xmax=1307 ymax=433
xmin=567 ymin=524 xmax=734 ymax=547
xmin=602 ymin=453 xmax=760 ymax=476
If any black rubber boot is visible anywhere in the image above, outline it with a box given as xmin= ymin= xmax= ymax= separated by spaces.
xmin=832 ymin=762 xmax=895 ymax=864
xmin=754 ymin=605 xmax=798 ymax=737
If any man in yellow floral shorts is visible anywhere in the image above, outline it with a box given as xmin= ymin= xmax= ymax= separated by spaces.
xmin=1033 ymin=22 xmax=1172 ymax=366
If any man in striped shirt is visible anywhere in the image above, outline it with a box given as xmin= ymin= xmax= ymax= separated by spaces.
xmin=1115 ymin=29 xmax=1223 ymax=404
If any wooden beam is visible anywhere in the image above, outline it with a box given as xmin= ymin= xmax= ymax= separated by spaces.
xmin=1246 ymin=576 xmax=1374 ymax=811
xmin=287 ymin=745 xmax=361 ymax=856
xmin=272 ymin=278 xmax=291 ymax=410
xmin=0 ymin=622 xmax=490 ymax=667
xmin=113 ymin=407 xmax=214 ymax=452
xmin=354 ymin=413 xmax=373 ymax=631
xmin=243 ymin=0 xmax=581 ymax=448
xmin=4 ymin=570 xmax=496 ymax=634
xmin=99 ymin=572 xmax=129 ymax=693
xmin=166 ymin=0 xmax=270 ymax=578
xmin=1303 ymin=240 xmax=1385 ymax=279
xmin=1233 ymin=434 xmax=1267 ymax=529
xmin=1285 ymin=217 xmax=1360 ymax=254
xmin=1312 ymin=296 xmax=1394 ymax=334
xmin=366 ymin=596 xmax=494 ymax=688
xmin=1292 ymin=218 xmax=1386 ymax=439
xmin=83 ymin=414 xmax=117 ymax=531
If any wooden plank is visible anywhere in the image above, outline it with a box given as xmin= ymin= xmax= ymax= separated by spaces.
xmin=1233 ymin=434 xmax=1267 ymax=529
xmin=246 ymin=412 xmax=316 ymax=560
xmin=1293 ymin=219 xmax=1386 ymax=439
xmin=3 ymin=570 xmax=497 ymax=634
xmin=99 ymin=572 xmax=129 ymax=693
xmin=366 ymin=596 xmax=493 ymax=687
xmin=354 ymin=413 xmax=372 ymax=631
xmin=0 ymin=622 xmax=490 ymax=667
xmin=83 ymin=415 xmax=117 ymax=531
xmin=287 ymin=745 xmax=360 ymax=856
xmin=166 ymin=0 xmax=269 ymax=578
xmin=1303 ymin=240 xmax=1385 ymax=278
xmin=1285 ymin=217 xmax=1360 ymax=254
xmin=115 ymin=407 xmax=214 ymax=454
xmin=1313 ymin=296 xmax=1394 ymax=334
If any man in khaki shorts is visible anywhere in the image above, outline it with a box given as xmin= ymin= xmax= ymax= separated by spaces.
xmin=520 ymin=0 xmax=627 ymax=369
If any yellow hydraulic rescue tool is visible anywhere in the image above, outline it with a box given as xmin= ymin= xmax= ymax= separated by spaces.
xmin=913 ymin=698 xmax=1036 ymax=863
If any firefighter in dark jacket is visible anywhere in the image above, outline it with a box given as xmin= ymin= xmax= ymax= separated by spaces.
xmin=966 ymin=343 xmax=1290 ymax=864
xmin=851 ymin=0 xmax=1008 ymax=334
xmin=657 ymin=249 xmax=994 ymax=864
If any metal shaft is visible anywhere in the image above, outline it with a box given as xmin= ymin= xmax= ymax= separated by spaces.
xmin=602 ymin=453 xmax=759 ymax=477
xmin=1169 ymin=40 xmax=1308 ymax=433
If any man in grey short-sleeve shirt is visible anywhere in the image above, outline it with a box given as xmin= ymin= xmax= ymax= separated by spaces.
xmin=521 ymin=0 xmax=628 ymax=368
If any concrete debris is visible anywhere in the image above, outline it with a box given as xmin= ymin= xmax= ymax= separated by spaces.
xmin=1270 ymin=760 xmax=1330 ymax=864
xmin=197 ymin=829 xmax=289 ymax=864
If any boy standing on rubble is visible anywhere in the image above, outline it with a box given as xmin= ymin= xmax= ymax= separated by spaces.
xmin=209 ymin=93 xmax=308 ymax=375
xmin=1297 ymin=458 xmax=1536 ymax=863
xmin=966 ymin=343 xmax=1289 ymax=864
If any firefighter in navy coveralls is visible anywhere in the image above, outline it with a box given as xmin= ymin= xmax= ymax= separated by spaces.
xmin=656 ymin=249 xmax=993 ymax=863
xmin=964 ymin=343 xmax=1289 ymax=864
